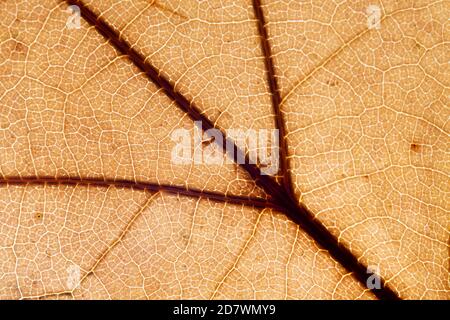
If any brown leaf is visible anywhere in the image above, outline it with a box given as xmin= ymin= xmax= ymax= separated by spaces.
xmin=0 ymin=0 xmax=448 ymax=299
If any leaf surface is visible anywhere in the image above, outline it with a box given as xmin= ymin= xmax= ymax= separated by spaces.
xmin=0 ymin=0 xmax=448 ymax=299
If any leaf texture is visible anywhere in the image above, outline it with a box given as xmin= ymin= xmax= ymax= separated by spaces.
xmin=0 ymin=0 xmax=448 ymax=299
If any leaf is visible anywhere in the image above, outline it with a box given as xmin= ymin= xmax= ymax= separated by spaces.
xmin=0 ymin=0 xmax=448 ymax=300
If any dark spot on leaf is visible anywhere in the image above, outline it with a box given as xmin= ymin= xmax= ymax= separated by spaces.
xmin=410 ymin=143 xmax=421 ymax=153
xmin=35 ymin=212 xmax=43 ymax=220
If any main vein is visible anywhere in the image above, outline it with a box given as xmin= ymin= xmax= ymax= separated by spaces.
xmin=55 ymin=0 xmax=400 ymax=300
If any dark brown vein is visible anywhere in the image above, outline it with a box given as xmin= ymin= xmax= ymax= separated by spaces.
xmin=57 ymin=0 xmax=400 ymax=300
xmin=252 ymin=0 xmax=400 ymax=300
xmin=63 ymin=0 xmax=287 ymax=203
xmin=150 ymin=0 xmax=188 ymax=21
xmin=252 ymin=0 xmax=293 ymax=197
xmin=0 ymin=176 xmax=277 ymax=210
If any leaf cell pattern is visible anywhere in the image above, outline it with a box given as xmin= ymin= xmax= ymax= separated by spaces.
xmin=0 ymin=0 xmax=448 ymax=299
